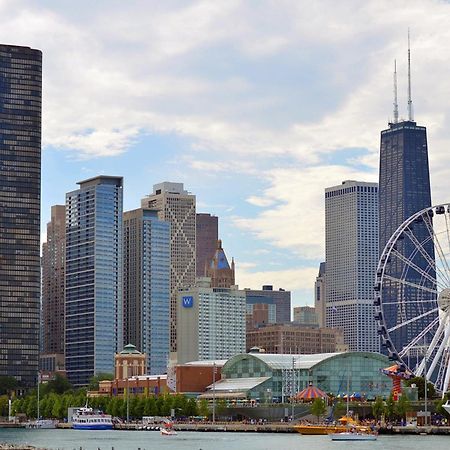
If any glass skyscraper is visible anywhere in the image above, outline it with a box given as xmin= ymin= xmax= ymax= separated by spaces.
xmin=379 ymin=120 xmax=435 ymax=356
xmin=65 ymin=176 xmax=123 ymax=387
xmin=123 ymin=208 xmax=170 ymax=375
xmin=0 ymin=44 xmax=42 ymax=388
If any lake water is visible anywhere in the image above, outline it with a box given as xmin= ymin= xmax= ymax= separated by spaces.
xmin=0 ymin=429 xmax=448 ymax=450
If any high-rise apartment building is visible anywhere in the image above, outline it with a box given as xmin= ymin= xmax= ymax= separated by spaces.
xmin=0 ymin=45 xmax=42 ymax=387
xmin=314 ymin=262 xmax=326 ymax=328
xmin=123 ymin=208 xmax=170 ymax=375
xmin=205 ymin=240 xmax=235 ymax=288
xmin=243 ymin=286 xmax=291 ymax=323
xmin=65 ymin=176 xmax=123 ymax=386
xmin=196 ymin=213 xmax=218 ymax=276
xmin=325 ymin=180 xmax=379 ymax=352
xmin=42 ymin=205 xmax=66 ymax=356
xmin=141 ymin=182 xmax=196 ymax=351
xmin=176 ymin=278 xmax=246 ymax=364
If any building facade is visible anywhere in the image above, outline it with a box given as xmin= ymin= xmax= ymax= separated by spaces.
xmin=0 ymin=44 xmax=42 ymax=388
xmin=176 ymin=278 xmax=246 ymax=364
xmin=379 ymin=120 xmax=435 ymax=356
xmin=244 ymin=286 xmax=291 ymax=323
xmin=314 ymin=262 xmax=326 ymax=328
xmin=246 ymin=297 xmax=277 ymax=330
xmin=123 ymin=208 xmax=170 ymax=375
xmin=42 ymin=205 xmax=66 ymax=357
xmin=325 ymin=180 xmax=379 ymax=352
xmin=293 ymin=306 xmax=318 ymax=327
xmin=246 ymin=323 xmax=345 ymax=354
xmin=65 ymin=176 xmax=123 ymax=386
xmin=196 ymin=213 xmax=218 ymax=276
xmin=141 ymin=182 xmax=196 ymax=351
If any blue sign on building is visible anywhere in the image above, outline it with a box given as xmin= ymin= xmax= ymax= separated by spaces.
xmin=182 ymin=296 xmax=194 ymax=308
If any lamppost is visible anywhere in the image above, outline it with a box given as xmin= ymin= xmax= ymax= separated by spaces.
xmin=212 ymin=362 xmax=216 ymax=423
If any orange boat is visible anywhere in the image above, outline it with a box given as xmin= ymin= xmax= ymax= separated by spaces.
xmin=294 ymin=416 xmax=358 ymax=435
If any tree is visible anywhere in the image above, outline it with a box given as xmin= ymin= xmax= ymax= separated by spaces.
xmin=404 ymin=377 xmax=436 ymax=399
xmin=44 ymin=374 xmax=72 ymax=395
xmin=395 ymin=394 xmax=411 ymax=420
xmin=88 ymin=373 xmax=114 ymax=391
xmin=185 ymin=398 xmax=198 ymax=417
xmin=435 ymin=394 xmax=450 ymax=418
xmin=197 ymin=399 xmax=209 ymax=417
xmin=310 ymin=398 xmax=327 ymax=423
xmin=333 ymin=400 xmax=346 ymax=420
xmin=0 ymin=376 xmax=18 ymax=396
xmin=372 ymin=397 xmax=385 ymax=421
xmin=385 ymin=394 xmax=395 ymax=420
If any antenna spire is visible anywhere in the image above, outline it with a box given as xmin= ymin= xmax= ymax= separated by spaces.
xmin=407 ymin=28 xmax=414 ymax=121
xmin=393 ymin=59 xmax=399 ymax=123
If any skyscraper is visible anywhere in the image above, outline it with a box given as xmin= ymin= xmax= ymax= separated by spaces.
xmin=65 ymin=176 xmax=123 ymax=386
xmin=196 ymin=213 xmax=218 ymax=276
xmin=123 ymin=208 xmax=170 ymax=375
xmin=205 ymin=240 xmax=235 ymax=288
xmin=42 ymin=205 xmax=66 ymax=357
xmin=325 ymin=180 xmax=379 ymax=352
xmin=0 ymin=44 xmax=42 ymax=388
xmin=243 ymin=286 xmax=291 ymax=323
xmin=141 ymin=182 xmax=196 ymax=351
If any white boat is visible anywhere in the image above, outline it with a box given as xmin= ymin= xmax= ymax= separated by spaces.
xmin=161 ymin=427 xmax=177 ymax=436
xmin=26 ymin=419 xmax=57 ymax=429
xmin=72 ymin=407 xmax=113 ymax=430
xmin=330 ymin=431 xmax=377 ymax=441
xmin=443 ymin=400 xmax=450 ymax=415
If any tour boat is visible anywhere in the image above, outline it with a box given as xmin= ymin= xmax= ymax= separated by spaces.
xmin=72 ymin=407 xmax=113 ymax=430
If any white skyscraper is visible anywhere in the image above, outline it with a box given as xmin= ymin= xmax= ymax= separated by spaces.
xmin=141 ymin=182 xmax=196 ymax=352
xmin=325 ymin=180 xmax=379 ymax=352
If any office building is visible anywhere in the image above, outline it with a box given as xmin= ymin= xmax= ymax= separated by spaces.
xmin=65 ymin=176 xmax=123 ymax=386
xmin=293 ymin=306 xmax=319 ymax=327
xmin=0 ymin=45 xmax=42 ymax=388
xmin=244 ymin=286 xmax=291 ymax=323
xmin=123 ymin=208 xmax=170 ymax=375
xmin=314 ymin=262 xmax=326 ymax=328
xmin=196 ymin=213 xmax=218 ymax=276
xmin=379 ymin=115 xmax=434 ymax=355
xmin=325 ymin=180 xmax=379 ymax=352
xmin=141 ymin=182 xmax=196 ymax=351
xmin=42 ymin=205 xmax=66 ymax=358
xmin=176 ymin=278 xmax=246 ymax=364
xmin=246 ymin=323 xmax=345 ymax=354
xmin=205 ymin=239 xmax=235 ymax=288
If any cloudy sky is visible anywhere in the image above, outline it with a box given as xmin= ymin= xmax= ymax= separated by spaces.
xmin=2 ymin=0 xmax=450 ymax=308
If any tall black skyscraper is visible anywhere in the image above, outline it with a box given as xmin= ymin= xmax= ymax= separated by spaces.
xmin=378 ymin=46 xmax=436 ymax=358
xmin=0 ymin=45 xmax=42 ymax=388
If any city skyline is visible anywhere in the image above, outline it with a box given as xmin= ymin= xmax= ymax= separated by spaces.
xmin=2 ymin=2 xmax=450 ymax=307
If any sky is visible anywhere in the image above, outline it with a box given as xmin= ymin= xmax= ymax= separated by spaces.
xmin=2 ymin=0 xmax=450 ymax=309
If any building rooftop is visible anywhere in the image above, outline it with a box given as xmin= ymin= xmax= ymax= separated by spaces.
xmin=118 ymin=344 xmax=142 ymax=355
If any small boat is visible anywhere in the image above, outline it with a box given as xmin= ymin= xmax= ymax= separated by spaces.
xmin=26 ymin=419 xmax=57 ymax=429
xmin=72 ymin=406 xmax=113 ymax=430
xmin=161 ymin=427 xmax=177 ymax=436
xmin=330 ymin=431 xmax=377 ymax=441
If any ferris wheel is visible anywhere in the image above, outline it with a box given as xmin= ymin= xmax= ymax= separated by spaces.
xmin=375 ymin=204 xmax=450 ymax=395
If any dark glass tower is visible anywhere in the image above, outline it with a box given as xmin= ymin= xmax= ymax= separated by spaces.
xmin=0 ymin=45 xmax=42 ymax=388
xmin=379 ymin=120 xmax=436 ymax=355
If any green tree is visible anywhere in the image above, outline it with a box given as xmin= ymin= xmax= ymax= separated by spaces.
xmin=197 ymin=399 xmax=209 ymax=417
xmin=395 ymin=394 xmax=411 ymax=420
xmin=0 ymin=376 xmax=18 ymax=396
xmin=44 ymin=374 xmax=72 ymax=395
xmin=184 ymin=398 xmax=198 ymax=417
xmin=51 ymin=397 xmax=63 ymax=419
xmin=0 ymin=395 xmax=9 ymax=416
xmin=310 ymin=398 xmax=327 ymax=423
xmin=404 ymin=377 xmax=436 ymax=399
xmin=385 ymin=394 xmax=395 ymax=420
xmin=144 ymin=396 xmax=158 ymax=416
xmin=372 ymin=396 xmax=385 ymax=421
xmin=333 ymin=400 xmax=346 ymax=420
xmin=88 ymin=373 xmax=114 ymax=391
xmin=435 ymin=394 xmax=450 ymax=418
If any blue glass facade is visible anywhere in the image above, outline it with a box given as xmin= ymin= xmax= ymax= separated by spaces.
xmin=123 ymin=209 xmax=170 ymax=375
xmin=378 ymin=121 xmax=436 ymax=357
xmin=65 ymin=176 xmax=123 ymax=386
